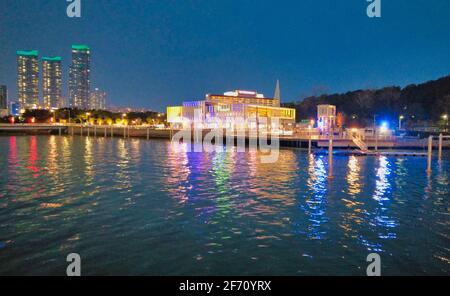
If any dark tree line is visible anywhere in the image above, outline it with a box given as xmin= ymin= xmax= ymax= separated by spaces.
xmin=283 ymin=75 xmax=450 ymax=128
xmin=1 ymin=108 xmax=166 ymax=125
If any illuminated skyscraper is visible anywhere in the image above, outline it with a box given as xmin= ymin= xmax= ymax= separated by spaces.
xmin=42 ymin=57 xmax=62 ymax=109
xmin=0 ymin=85 xmax=7 ymax=110
xmin=69 ymin=45 xmax=90 ymax=109
xmin=17 ymin=50 xmax=39 ymax=109
xmin=89 ymin=88 xmax=107 ymax=110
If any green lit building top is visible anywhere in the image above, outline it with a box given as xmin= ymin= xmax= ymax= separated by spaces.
xmin=42 ymin=56 xmax=62 ymax=61
xmin=72 ymin=45 xmax=90 ymax=51
xmin=16 ymin=50 xmax=39 ymax=56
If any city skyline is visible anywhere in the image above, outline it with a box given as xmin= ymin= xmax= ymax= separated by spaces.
xmin=11 ymin=44 xmax=109 ymax=111
xmin=1 ymin=0 xmax=449 ymax=112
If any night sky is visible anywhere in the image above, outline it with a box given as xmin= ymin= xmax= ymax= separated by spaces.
xmin=1 ymin=0 xmax=449 ymax=111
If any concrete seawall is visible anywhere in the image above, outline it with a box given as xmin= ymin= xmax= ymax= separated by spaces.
xmin=67 ymin=125 xmax=171 ymax=139
xmin=1 ymin=124 xmax=449 ymax=150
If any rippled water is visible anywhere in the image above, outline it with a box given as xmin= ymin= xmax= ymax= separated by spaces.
xmin=0 ymin=135 xmax=449 ymax=275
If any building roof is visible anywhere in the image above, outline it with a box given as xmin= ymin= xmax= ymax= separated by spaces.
xmin=207 ymin=94 xmax=276 ymax=100
xmin=17 ymin=50 xmax=38 ymax=56
xmin=72 ymin=44 xmax=90 ymax=51
xmin=42 ymin=56 xmax=62 ymax=61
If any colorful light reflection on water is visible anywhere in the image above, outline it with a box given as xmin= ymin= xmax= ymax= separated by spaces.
xmin=0 ymin=136 xmax=449 ymax=275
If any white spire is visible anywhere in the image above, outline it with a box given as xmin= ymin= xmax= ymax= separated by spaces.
xmin=274 ymin=80 xmax=281 ymax=104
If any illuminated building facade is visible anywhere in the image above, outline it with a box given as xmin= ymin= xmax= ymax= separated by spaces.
xmin=167 ymin=90 xmax=296 ymax=131
xmin=69 ymin=45 xmax=90 ymax=109
xmin=42 ymin=56 xmax=62 ymax=109
xmin=89 ymin=88 xmax=107 ymax=110
xmin=317 ymin=104 xmax=336 ymax=132
xmin=10 ymin=102 xmax=20 ymax=116
xmin=17 ymin=50 xmax=39 ymax=109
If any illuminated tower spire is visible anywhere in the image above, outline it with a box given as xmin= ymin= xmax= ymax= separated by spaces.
xmin=274 ymin=79 xmax=280 ymax=106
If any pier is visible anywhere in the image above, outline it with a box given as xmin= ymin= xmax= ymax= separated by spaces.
xmin=1 ymin=124 xmax=449 ymax=152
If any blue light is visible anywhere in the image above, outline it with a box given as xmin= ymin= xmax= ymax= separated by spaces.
xmin=379 ymin=121 xmax=389 ymax=133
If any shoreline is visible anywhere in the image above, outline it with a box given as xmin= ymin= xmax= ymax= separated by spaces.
xmin=1 ymin=123 xmax=450 ymax=150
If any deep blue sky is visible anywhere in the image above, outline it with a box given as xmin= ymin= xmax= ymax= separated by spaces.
xmin=1 ymin=0 xmax=449 ymax=111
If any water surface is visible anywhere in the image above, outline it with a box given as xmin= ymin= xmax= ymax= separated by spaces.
xmin=0 ymin=135 xmax=449 ymax=275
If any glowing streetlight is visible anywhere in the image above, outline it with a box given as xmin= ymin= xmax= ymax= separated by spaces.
xmin=379 ymin=121 xmax=389 ymax=133
xmin=443 ymin=114 xmax=449 ymax=132
xmin=50 ymin=109 xmax=56 ymax=124
xmin=399 ymin=115 xmax=404 ymax=130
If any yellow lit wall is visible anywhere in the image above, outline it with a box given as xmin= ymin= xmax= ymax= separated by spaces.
xmin=246 ymin=105 xmax=295 ymax=120
xmin=207 ymin=95 xmax=280 ymax=107
xmin=167 ymin=106 xmax=184 ymax=123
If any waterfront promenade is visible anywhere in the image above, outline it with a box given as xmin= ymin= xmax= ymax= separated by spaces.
xmin=1 ymin=123 xmax=449 ymax=150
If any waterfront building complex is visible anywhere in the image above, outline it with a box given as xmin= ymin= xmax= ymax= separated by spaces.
xmin=69 ymin=45 xmax=90 ymax=109
xmin=167 ymin=90 xmax=296 ymax=132
xmin=89 ymin=88 xmax=107 ymax=110
xmin=17 ymin=50 xmax=39 ymax=109
xmin=42 ymin=57 xmax=62 ymax=109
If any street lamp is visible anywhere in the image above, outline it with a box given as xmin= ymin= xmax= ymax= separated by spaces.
xmin=86 ymin=112 xmax=91 ymax=125
xmin=373 ymin=114 xmax=378 ymax=136
xmin=443 ymin=114 xmax=449 ymax=132
xmin=399 ymin=115 xmax=404 ymax=130
xmin=50 ymin=109 xmax=56 ymax=124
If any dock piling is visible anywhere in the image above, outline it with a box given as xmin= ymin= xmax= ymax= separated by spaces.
xmin=438 ymin=133 xmax=443 ymax=162
xmin=375 ymin=130 xmax=378 ymax=152
xmin=308 ymin=133 xmax=312 ymax=154
xmin=147 ymin=127 xmax=150 ymax=140
xmin=427 ymin=136 xmax=433 ymax=174
xmin=328 ymin=137 xmax=333 ymax=179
